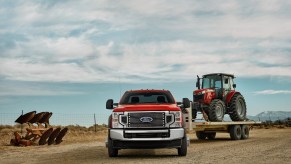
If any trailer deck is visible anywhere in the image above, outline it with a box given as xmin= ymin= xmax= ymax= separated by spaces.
xmin=191 ymin=121 xmax=261 ymax=132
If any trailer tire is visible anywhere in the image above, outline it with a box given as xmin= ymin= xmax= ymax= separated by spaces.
xmin=208 ymin=99 xmax=225 ymax=122
xmin=229 ymin=94 xmax=247 ymax=121
xmin=108 ymin=138 xmax=118 ymax=157
xmin=229 ymin=125 xmax=242 ymax=140
xmin=207 ymin=132 xmax=216 ymax=140
xmin=241 ymin=125 xmax=249 ymax=139
xmin=196 ymin=131 xmax=207 ymax=140
xmin=178 ymin=135 xmax=187 ymax=156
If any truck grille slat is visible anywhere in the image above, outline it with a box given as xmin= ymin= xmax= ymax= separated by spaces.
xmin=128 ymin=112 xmax=164 ymax=128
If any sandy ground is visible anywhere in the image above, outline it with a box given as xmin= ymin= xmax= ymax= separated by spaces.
xmin=1 ymin=128 xmax=291 ymax=164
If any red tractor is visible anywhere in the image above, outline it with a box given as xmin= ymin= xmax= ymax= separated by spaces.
xmin=193 ymin=73 xmax=247 ymax=122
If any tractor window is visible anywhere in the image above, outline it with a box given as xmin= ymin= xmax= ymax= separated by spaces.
xmin=223 ymin=76 xmax=234 ymax=91
xmin=223 ymin=77 xmax=230 ymax=90
xmin=202 ymin=75 xmax=222 ymax=89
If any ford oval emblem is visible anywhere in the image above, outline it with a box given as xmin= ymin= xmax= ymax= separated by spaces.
xmin=140 ymin=117 xmax=153 ymax=123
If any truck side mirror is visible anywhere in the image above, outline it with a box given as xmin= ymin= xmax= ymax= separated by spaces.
xmin=106 ymin=99 xmax=114 ymax=109
xmin=182 ymin=98 xmax=190 ymax=108
xmin=233 ymin=84 xmax=236 ymax=89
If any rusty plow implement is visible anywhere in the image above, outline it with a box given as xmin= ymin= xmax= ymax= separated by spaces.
xmin=11 ymin=111 xmax=68 ymax=146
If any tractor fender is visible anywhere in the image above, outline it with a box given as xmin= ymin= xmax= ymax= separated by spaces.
xmin=226 ymin=91 xmax=240 ymax=105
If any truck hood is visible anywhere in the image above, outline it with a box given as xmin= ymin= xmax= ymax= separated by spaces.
xmin=113 ymin=104 xmax=181 ymax=112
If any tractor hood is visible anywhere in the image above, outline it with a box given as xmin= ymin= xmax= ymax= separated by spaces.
xmin=113 ymin=104 xmax=181 ymax=112
xmin=194 ymin=88 xmax=215 ymax=95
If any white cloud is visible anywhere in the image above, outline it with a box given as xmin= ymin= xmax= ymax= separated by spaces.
xmin=1 ymin=0 xmax=291 ymax=83
xmin=254 ymin=90 xmax=291 ymax=95
xmin=0 ymin=84 xmax=83 ymax=96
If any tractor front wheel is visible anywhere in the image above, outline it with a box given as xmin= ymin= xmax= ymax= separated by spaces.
xmin=229 ymin=94 xmax=247 ymax=121
xmin=208 ymin=99 xmax=225 ymax=122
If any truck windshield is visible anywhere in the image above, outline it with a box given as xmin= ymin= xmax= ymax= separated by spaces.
xmin=202 ymin=75 xmax=222 ymax=89
xmin=119 ymin=91 xmax=175 ymax=104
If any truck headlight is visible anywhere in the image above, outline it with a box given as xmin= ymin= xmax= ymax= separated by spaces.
xmin=169 ymin=111 xmax=182 ymax=128
xmin=111 ymin=112 xmax=124 ymax=128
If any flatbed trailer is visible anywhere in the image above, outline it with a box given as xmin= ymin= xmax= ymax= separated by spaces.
xmin=183 ymin=102 xmax=261 ymax=140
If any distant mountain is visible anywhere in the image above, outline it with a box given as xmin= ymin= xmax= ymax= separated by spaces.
xmin=247 ymin=111 xmax=291 ymax=121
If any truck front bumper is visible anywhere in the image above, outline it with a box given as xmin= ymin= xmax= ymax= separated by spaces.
xmin=107 ymin=128 xmax=188 ymax=149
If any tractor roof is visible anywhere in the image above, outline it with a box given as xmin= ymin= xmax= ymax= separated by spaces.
xmin=203 ymin=73 xmax=235 ymax=78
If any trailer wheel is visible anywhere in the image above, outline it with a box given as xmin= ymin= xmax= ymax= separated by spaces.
xmin=208 ymin=99 xmax=225 ymax=122
xmin=229 ymin=125 xmax=242 ymax=140
xmin=241 ymin=125 xmax=249 ymax=139
xmin=108 ymin=138 xmax=118 ymax=157
xmin=196 ymin=131 xmax=207 ymax=140
xmin=207 ymin=132 xmax=216 ymax=140
xmin=229 ymin=94 xmax=247 ymax=121
xmin=178 ymin=135 xmax=187 ymax=156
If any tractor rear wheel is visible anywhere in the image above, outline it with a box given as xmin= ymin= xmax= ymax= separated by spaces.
xmin=208 ymin=99 xmax=225 ymax=122
xmin=229 ymin=94 xmax=247 ymax=121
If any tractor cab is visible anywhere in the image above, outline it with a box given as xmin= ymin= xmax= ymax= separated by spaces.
xmin=195 ymin=73 xmax=236 ymax=102
xmin=193 ymin=73 xmax=246 ymax=122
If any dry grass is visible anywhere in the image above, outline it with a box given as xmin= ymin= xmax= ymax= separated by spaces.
xmin=0 ymin=124 xmax=108 ymax=146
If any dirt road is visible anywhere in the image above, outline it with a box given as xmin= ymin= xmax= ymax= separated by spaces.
xmin=1 ymin=128 xmax=291 ymax=164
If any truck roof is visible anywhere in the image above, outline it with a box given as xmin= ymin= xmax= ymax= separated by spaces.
xmin=203 ymin=73 xmax=235 ymax=78
xmin=126 ymin=89 xmax=170 ymax=93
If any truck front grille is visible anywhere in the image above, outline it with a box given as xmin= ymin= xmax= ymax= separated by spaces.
xmin=128 ymin=112 xmax=165 ymax=128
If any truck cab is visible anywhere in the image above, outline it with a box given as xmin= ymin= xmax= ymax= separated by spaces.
xmin=106 ymin=89 xmax=190 ymax=157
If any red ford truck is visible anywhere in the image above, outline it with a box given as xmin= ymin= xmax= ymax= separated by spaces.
xmin=105 ymin=89 xmax=190 ymax=157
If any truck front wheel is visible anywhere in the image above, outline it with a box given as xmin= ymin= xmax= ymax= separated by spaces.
xmin=108 ymin=138 xmax=118 ymax=157
xmin=178 ymin=136 xmax=187 ymax=156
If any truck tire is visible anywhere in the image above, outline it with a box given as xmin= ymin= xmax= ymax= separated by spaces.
xmin=196 ymin=131 xmax=207 ymax=140
xmin=108 ymin=138 xmax=118 ymax=157
xmin=241 ymin=125 xmax=249 ymax=139
xmin=229 ymin=94 xmax=247 ymax=121
xmin=229 ymin=125 xmax=242 ymax=140
xmin=208 ymin=99 xmax=225 ymax=122
xmin=178 ymin=135 xmax=187 ymax=156
xmin=207 ymin=132 xmax=216 ymax=140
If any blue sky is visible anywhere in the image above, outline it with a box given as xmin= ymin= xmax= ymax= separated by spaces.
xmin=1 ymin=0 xmax=291 ymax=124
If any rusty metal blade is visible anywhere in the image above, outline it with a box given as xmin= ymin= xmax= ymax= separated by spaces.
xmin=29 ymin=112 xmax=46 ymax=123
xmin=55 ymin=128 xmax=68 ymax=145
xmin=15 ymin=111 xmax=36 ymax=124
xmin=39 ymin=128 xmax=53 ymax=145
xmin=48 ymin=128 xmax=61 ymax=145
xmin=38 ymin=112 xmax=52 ymax=123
